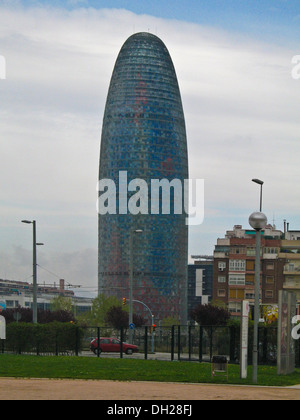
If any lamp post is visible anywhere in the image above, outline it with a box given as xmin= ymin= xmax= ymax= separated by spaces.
xmin=22 ymin=220 xmax=44 ymax=323
xmin=129 ymin=228 xmax=143 ymax=344
xmin=249 ymin=179 xmax=267 ymax=383
xmin=252 ymin=178 xmax=263 ymax=212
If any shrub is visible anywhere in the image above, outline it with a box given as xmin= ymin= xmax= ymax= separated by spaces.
xmin=5 ymin=322 xmax=83 ymax=355
xmin=1 ymin=308 xmax=75 ymax=324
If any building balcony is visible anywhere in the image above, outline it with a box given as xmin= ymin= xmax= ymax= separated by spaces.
xmin=279 ymin=253 xmax=300 ymax=259
xmin=281 ymin=240 xmax=300 ymax=248
xmin=263 ymin=254 xmax=277 ymax=259
xmin=283 ymin=282 xmax=300 ymax=290
xmin=213 ymin=252 xmax=227 ymax=258
xmin=283 ymin=270 xmax=300 ymax=276
xmin=217 ymin=238 xmax=230 ymax=246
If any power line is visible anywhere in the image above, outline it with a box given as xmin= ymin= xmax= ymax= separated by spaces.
xmin=37 ymin=264 xmax=81 ymax=289
xmin=37 ymin=264 xmax=61 ymax=279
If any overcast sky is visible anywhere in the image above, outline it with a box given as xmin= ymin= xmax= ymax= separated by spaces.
xmin=0 ymin=0 xmax=299 ymax=297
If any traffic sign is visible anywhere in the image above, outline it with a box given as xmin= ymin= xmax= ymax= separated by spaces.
xmin=129 ymin=323 xmax=135 ymax=330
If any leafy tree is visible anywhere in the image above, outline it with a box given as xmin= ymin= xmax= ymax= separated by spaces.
xmin=104 ymin=306 xmax=146 ymax=329
xmin=132 ymin=313 xmax=146 ymax=328
xmin=190 ymin=304 xmax=231 ymax=326
xmin=105 ymin=306 xmax=128 ymax=328
xmin=161 ymin=315 xmax=180 ymax=327
xmin=79 ymin=294 xmax=121 ymax=326
xmin=50 ymin=296 xmax=73 ymax=313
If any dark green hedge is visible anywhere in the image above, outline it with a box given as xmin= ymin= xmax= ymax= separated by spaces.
xmin=3 ymin=322 xmax=83 ymax=355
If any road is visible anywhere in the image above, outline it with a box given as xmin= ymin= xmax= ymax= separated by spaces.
xmin=82 ymin=350 xmax=175 ymax=361
xmin=83 ymin=350 xmax=212 ymax=362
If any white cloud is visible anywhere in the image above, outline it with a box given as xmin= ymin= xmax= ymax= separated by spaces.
xmin=0 ymin=245 xmax=97 ymax=295
xmin=0 ymin=5 xmax=299 ymax=287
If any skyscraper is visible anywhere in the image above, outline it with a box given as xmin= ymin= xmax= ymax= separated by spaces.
xmin=98 ymin=32 xmax=188 ymax=323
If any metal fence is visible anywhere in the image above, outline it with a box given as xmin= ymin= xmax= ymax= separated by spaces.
xmin=1 ymin=324 xmax=300 ymax=367
xmin=81 ymin=324 xmax=300 ymax=366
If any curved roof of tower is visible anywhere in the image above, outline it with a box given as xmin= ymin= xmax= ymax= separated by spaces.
xmin=120 ymin=31 xmax=169 ymax=52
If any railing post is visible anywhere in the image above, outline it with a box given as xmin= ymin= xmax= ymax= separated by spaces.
xmin=97 ymin=327 xmax=100 ymax=358
xmin=75 ymin=326 xmax=79 ymax=356
xmin=120 ymin=327 xmax=123 ymax=359
xmin=144 ymin=326 xmax=148 ymax=360
xmin=55 ymin=331 xmax=58 ymax=356
xmin=199 ymin=326 xmax=203 ymax=362
xmin=188 ymin=325 xmax=192 ymax=361
xmin=171 ymin=325 xmax=175 ymax=361
xmin=178 ymin=325 xmax=181 ymax=361
xmin=209 ymin=326 xmax=213 ymax=361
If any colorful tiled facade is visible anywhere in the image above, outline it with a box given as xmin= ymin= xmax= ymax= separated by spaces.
xmin=98 ymin=33 xmax=188 ymax=323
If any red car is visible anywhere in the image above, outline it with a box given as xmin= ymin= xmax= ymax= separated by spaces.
xmin=90 ymin=337 xmax=139 ymax=355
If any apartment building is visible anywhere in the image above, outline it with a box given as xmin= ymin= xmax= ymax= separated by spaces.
xmin=281 ymin=228 xmax=300 ymax=304
xmin=213 ymin=224 xmax=286 ymax=316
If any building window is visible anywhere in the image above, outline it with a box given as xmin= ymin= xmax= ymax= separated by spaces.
xmin=229 ymin=289 xmax=245 ymax=299
xmin=265 ymin=290 xmax=274 ymax=299
xmin=218 ymin=276 xmax=226 ymax=283
xmin=217 ymin=289 xmax=226 ymax=297
xmin=230 ymin=247 xmax=246 ymax=255
xmin=246 ymin=274 xmax=254 ymax=285
xmin=229 ymin=259 xmax=246 ymax=271
xmin=228 ymin=302 xmax=242 ymax=313
xmin=229 ymin=274 xmax=245 ymax=285
xmin=246 ymin=260 xmax=255 ymax=271
xmin=247 ymin=247 xmax=256 ymax=256
xmin=218 ymin=262 xmax=226 ymax=271
xmin=264 ymin=247 xmax=278 ymax=254
xmin=266 ymin=262 xmax=275 ymax=270
xmin=266 ymin=276 xmax=274 ymax=284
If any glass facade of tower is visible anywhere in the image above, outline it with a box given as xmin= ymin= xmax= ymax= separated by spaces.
xmin=98 ymin=33 xmax=188 ymax=323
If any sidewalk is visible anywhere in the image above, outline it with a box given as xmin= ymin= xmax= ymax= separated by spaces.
xmin=0 ymin=378 xmax=299 ymax=400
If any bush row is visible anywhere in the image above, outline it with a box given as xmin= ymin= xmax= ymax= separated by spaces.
xmin=1 ymin=322 xmax=83 ymax=355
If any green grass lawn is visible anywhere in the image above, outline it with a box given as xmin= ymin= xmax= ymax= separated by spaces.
xmin=0 ymin=354 xmax=300 ymax=387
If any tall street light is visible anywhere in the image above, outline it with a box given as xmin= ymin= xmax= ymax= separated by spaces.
xmin=249 ymin=179 xmax=267 ymax=383
xmin=252 ymin=178 xmax=263 ymax=212
xmin=22 ymin=220 xmax=44 ymax=323
xmin=129 ymin=228 xmax=143 ymax=344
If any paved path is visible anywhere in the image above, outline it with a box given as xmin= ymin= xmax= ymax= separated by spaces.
xmin=0 ymin=378 xmax=299 ymax=400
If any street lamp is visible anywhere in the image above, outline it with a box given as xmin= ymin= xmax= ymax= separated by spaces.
xmin=129 ymin=228 xmax=143 ymax=344
xmin=252 ymin=178 xmax=264 ymax=212
xmin=249 ymin=180 xmax=267 ymax=383
xmin=21 ymin=220 xmax=44 ymax=323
